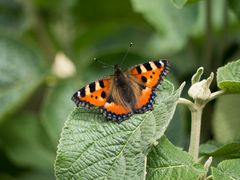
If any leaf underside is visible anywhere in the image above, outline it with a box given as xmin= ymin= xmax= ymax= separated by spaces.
xmin=147 ymin=136 xmax=206 ymax=180
xmin=200 ymin=141 xmax=240 ymax=159
xmin=212 ymin=94 xmax=240 ymax=143
xmin=211 ymin=159 xmax=240 ymax=180
xmin=217 ymin=59 xmax=240 ymax=93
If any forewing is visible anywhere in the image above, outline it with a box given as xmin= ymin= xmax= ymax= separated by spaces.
xmin=128 ymin=60 xmax=169 ymax=88
xmin=72 ymin=79 xmax=111 ymax=108
xmin=128 ymin=60 xmax=169 ymax=112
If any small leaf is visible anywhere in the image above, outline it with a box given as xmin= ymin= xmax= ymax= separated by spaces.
xmin=212 ymin=94 xmax=240 ymax=143
xmin=55 ymin=80 xmax=183 ymax=179
xmin=0 ymin=36 xmax=47 ymax=121
xmin=211 ymin=159 xmax=240 ymax=180
xmin=217 ymin=59 xmax=240 ymax=93
xmin=200 ymin=141 xmax=240 ymax=159
xmin=191 ymin=67 xmax=204 ymax=85
xmin=171 ymin=0 xmax=200 ymax=8
xmin=147 ymin=136 xmax=206 ymax=179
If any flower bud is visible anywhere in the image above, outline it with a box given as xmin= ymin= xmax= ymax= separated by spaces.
xmin=52 ymin=52 xmax=76 ymax=78
xmin=188 ymin=79 xmax=211 ymax=101
xmin=188 ymin=72 xmax=214 ymax=104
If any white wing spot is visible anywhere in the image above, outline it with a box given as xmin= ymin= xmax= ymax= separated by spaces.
xmin=85 ymin=85 xmax=90 ymax=95
xmin=159 ymin=61 xmax=164 ymax=67
xmin=149 ymin=61 xmax=157 ymax=70
xmin=140 ymin=65 xmax=147 ymax=73
xmin=95 ymin=81 xmax=101 ymax=91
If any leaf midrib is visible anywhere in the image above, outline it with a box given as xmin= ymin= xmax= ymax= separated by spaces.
xmin=103 ymin=116 xmax=149 ymax=180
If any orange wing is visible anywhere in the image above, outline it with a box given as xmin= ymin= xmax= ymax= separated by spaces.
xmin=72 ymin=78 xmax=133 ymax=123
xmin=102 ymin=102 xmax=133 ymax=123
xmin=72 ymin=60 xmax=169 ymax=123
xmin=128 ymin=60 xmax=169 ymax=112
xmin=72 ymin=79 xmax=111 ymax=108
xmin=129 ymin=60 xmax=169 ymax=88
xmin=134 ymin=87 xmax=153 ymax=111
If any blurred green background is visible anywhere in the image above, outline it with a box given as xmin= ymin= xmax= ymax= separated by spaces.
xmin=0 ymin=0 xmax=240 ymax=179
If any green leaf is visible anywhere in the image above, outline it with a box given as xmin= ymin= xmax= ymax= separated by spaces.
xmin=0 ymin=36 xmax=47 ymax=122
xmin=147 ymin=136 xmax=206 ymax=179
xmin=41 ymin=79 xmax=80 ymax=147
xmin=55 ymin=80 xmax=184 ymax=179
xmin=130 ymin=0 xmax=198 ymax=55
xmin=171 ymin=0 xmax=200 ymax=8
xmin=212 ymin=94 xmax=240 ymax=143
xmin=200 ymin=141 xmax=240 ymax=159
xmin=217 ymin=59 xmax=240 ymax=93
xmin=191 ymin=67 xmax=204 ymax=84
xmin=0 ymin=113 xmax=55 ymax=170
xmin=211 ymin=159 xmax=240 ymax=180
xmin=229 ymin=0 xmax=240 ymax=20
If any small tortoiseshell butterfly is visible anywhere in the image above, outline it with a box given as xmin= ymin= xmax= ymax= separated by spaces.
xmin=72 ymin=60 xmax=169 ymax=123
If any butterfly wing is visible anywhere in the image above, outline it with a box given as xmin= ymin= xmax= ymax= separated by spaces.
xmin=72 ymin=79 xmax=111 ymax=108
xmin=72 ymin=60 xmax=169 ymax=123
xmin=101 ymin=101 xmax=133 ymax=123
xmin=128 ymin=60 xmax=169 ymax=88
xmin=72 ymin=78 xmax=133 ymax=123
xmin=127 ymin=60 xmax=169 ymax=112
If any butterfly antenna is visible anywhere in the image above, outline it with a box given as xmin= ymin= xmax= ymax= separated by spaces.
xmin=93 ymin=58 xmax=113 ymax=68
xmin=120 ymin=42 xmax=133 ymax=66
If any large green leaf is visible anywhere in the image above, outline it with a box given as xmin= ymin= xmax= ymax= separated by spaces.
xmin=212 ymin=94 xmax=240 ymax=143
xmin=0 ymin=113 xmax=55 ymax=170
xmin=200 ymin=141 xmax=240 ymax=159
xmin=211 ymin=159 xmax=240 ymax=180
xmin=131 ymin=0 xmax=198 ymax=55
xmin=55 ymin=80 xmax=184 ymax=179
xmin=147 ymin=136 xmax=206 ymax=179
xmin=217 ymin=59 xmax=240 ymax=93
xmin=0 ymin=36 xmax=46 ymax=121
xmin=41 ymin=79 xmax=80 ymax=147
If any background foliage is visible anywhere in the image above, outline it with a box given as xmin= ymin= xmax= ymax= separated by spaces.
xmin=0 ymin=0 xmax=240 ymax=179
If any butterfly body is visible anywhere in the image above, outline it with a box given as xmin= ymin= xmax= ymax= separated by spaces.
xmin=72 ymin=60 xmax=169 ymax=123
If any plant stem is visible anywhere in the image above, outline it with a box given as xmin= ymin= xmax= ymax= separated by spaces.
xmin=178 ymin=98 xmax=194 ymax=111
xmin=143 ymin=156 xmax=147 ymax=180
xmin=206 ymin=175 xmax=213 ymax=180
xmin=208 ymin=90 xmax=226 ymax=102
xmin=178 ymin=98 xmax=203 ymax=161
xmin=200 ymin=156 xmax=213 ymax=180
xmin=188 ymin=106 xmax=203 ymax=161
xmin=178 ymin=90 xmax=227 ymax=161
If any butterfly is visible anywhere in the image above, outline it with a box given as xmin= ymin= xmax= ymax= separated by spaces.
xmin=72 ymin=60 xmax=169 ymax=123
